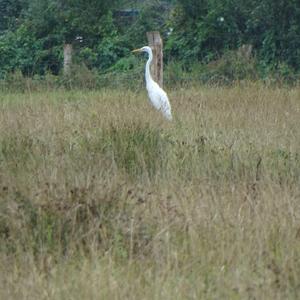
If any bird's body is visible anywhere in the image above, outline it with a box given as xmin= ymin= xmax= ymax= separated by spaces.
xmin=132 ymin=46 xmax=172 ymax=120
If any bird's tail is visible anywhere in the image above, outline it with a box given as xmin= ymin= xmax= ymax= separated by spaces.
xmin=162 ymin=108 xmax=172 ymax=121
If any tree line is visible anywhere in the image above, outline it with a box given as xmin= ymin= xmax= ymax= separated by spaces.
xmin=0 ymin=0 xmax=300 ymax=81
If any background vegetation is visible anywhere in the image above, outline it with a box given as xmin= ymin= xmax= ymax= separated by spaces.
xmin=1 ymin=0 xmax=300 ymax=87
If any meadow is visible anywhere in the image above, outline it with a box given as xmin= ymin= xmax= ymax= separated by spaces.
xmin=0 ymin=83 xmax=300 ymax=299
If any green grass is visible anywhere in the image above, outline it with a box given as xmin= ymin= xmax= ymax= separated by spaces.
xmin=0 ymin=84 xmax=300 ymax=299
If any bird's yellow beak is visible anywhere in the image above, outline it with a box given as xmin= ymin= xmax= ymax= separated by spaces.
xmin=132 ymin=48 xmax=142 ymax=53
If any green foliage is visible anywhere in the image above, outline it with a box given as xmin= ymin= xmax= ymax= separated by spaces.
xmin=96 ymin=37 xmax=127 ymax=70
xmin=1 ymin=0 xmax=300 ymax=83
xmin=121 ymin=0 xmax=170 ymax=47
xmin=0 ymin=23 xmax=63 ymax=78
xmin=0 ymin=0 xmax=25 ymax=32
xmin=166 ymin=0 xmax=249 ymax=63
xmin=25 ymin=0 xmax=119 ymax=42
xmin=0 ymin=25 xmax=40 ymax=77
xmin=246 ymin=0 xmax=300 ymax=70
xmin=164 ymin=50 xmax=259 ymax=86
xmin=167 ymin=0 xmax=300 ymax=75
xmin=73 ymin=13 xmax=129 ymax=71
xmin=97 ymin=55 xmax=144 ymax=90
xmin=198 ymin=50 xmax=259 ymax=84
xmin=0 ymin=0 xmax=123 ymax=78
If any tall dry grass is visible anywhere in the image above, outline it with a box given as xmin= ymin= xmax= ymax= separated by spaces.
xmin=0 ymin=83 xmax=300 ymax=299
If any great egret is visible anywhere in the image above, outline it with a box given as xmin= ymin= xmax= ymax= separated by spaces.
xmin=132 ymin=46 xmax=172 ymax=120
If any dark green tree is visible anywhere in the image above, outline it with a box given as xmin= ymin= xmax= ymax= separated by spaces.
xmin=167 ymin=0 xmax=300 ymax=72
xmin=0 ymin=0 xmax=26 ymax=32
xmin=246 ymin=0 xmax=300 ymax=70
xmin=0 ymin=0 xmax=122 ymax=76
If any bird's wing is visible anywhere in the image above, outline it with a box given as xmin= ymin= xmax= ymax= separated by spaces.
xmin=147 ymin=82 xmax=163 ymax=110
xmin=147 ymin=82 xmax=172 ymax=120
xmin=159 ymin=90 xmax=172 ymax=120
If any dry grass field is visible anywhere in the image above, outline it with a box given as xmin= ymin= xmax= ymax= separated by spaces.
xmin=0 ymin=83 xmax=300 ymax=299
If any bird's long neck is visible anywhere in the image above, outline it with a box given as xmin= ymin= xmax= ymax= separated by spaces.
xmin=145 ymin=50 xmax=153 ymax=85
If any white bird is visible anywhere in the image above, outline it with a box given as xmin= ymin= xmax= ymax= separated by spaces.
xmin=132 ymin=46 xmax=172 ymax=120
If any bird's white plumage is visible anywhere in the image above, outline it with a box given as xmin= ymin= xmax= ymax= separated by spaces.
xmin=132 ymin=46 xmax=172 ymax=120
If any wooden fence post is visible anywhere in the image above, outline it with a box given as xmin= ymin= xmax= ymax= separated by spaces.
xmin=63 ymin=43 xmax=73 ymax=75
xmin=146 ymin=31 xmax=163 ymax=88
xmin=237 ymin=44 xmax=253 ymax=60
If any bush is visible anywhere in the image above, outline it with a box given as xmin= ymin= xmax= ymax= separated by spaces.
xmin=198 ymin=50 xmax=259 ymax=85
xmin=61 ymin=64 xmax=99 ymax=90
xmin=165 ymin=50 xmax=259 ymax=87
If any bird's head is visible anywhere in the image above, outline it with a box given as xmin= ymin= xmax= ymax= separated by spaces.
xmin=132 ymin=46 xmax=152 ymax=54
